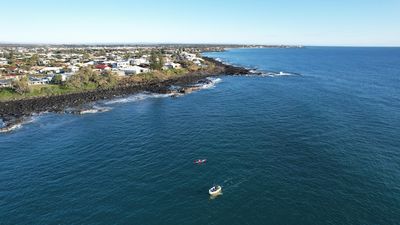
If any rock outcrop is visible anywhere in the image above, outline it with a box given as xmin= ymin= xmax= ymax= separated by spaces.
xmin=0 ymin=58 xmax=255 ymax=121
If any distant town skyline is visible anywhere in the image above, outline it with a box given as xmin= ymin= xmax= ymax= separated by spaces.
xmin=1 ymin=0 xmax=399 ymax=46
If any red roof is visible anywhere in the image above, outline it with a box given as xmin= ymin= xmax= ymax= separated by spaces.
xmin=95 ymin=64 xmax=109 ymax=70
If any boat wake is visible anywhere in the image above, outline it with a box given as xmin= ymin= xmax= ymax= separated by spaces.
xmin=261 ymin=71 xmax=302 ymax=77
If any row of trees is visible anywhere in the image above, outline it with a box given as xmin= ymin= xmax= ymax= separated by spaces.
xmin=65 ymin=67 xmax=117 ymax=89
xmin=8 ymin=67 xmax=118 ymax=95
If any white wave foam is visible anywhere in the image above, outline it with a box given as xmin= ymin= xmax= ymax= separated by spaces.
xmin=0 ymin=123 xmax=22 ymax=133
xmin=194 ymin=77 xmax=222 ymax=90
xmin=209 ymin=77 xmax=222 ymax=84
xmin=249 ymin=69 xmax=258 ymax=74
xmin=0 ymin=116 xmax=37 ymax=134
xmin=104 ymin=92 xmax=173 ymax=105
xmin=79 ymin=106 xmax=112 ymax=115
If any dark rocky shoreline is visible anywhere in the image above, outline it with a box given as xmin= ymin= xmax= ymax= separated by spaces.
xmin=0 ymin=58 xmax=256 ymax=124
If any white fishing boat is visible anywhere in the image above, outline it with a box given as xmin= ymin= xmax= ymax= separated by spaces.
xmin=209 ymin=185 xmax=222 ymax=196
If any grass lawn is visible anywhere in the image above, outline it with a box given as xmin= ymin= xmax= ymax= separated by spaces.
xmin=0 ymin=68 xmax=205 ymax=102
xmin=0 ymin=84 xmax=97 ymax=102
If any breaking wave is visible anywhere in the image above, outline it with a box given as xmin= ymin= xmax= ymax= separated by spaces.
xmin=78 ymin=106 xmax=112 ymax=115
xmin=0 ymin=123 xmax=22 ymax=133
xmin=195 ymin=77 xmax=222 ymax=89
xmin=104 ymin=92 xmax=174 ymax=105
xmin=0 ymin=116 xmax=37 ymax=134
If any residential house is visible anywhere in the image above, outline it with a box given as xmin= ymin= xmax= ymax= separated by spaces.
xmin=0 ymin=58 xmax=8 ymax=66
xmin=0 ymin=79 xmax=12 ymax=88
xmin=70 ymin=58 xmax=80 ymax=64
xmin=8 ymin=66 xmax=18 ymax=73
xmin=83 ymin=61 xmax=95 ymax=67
xmin=130 ymin=58 xmax=150 ymax=66
xmin=181 ymin=52 xmax=197 ymax=61
xmin=38 ymin=59 xmax=50 ymax=66
xmin=94 ymin=64 xmax=111 ymax=71
xmin=163 ymin=62 xmax=181 ymax=70
xmin=68 ymin=65 xmax=80 ymax=73
xmin=93 ymin=57 xmax=107 ymax=64
xmin=193 ymin=58 xmax=204 ymax=66
xmin=116 ymin=61 xmax=130 ymax=68
xmin=40 ymin=67 xmax=62 ymax=74
xmin=29 ymin=76 xmax=52 ymax=85
xmin=181 ymin=52 xmax=204 ymax=65
xmin=119 ymin=66 xmax=149 ymax=75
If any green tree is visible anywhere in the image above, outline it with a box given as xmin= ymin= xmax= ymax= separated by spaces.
xmin=12 ymin=76 xmax=30 ymax=94
xmin=98 ymin=71 xmax=117 ymax=88
xmin=28 ymin=54 xmax=39 ymax=67
xmin=65 ymin=74 xmax=82 ymax=89
xmin=6 ymin=50 xmax=16 ymax=66
xmin=65 ymin=67 xmax=105 ymax=89
xmin=150 ymin=52 xmax=164 ymax=70
xmin=83 ymin=53 xmax=91 ymax=61
xmin=124 ymin=52 xmax=133 ymax=59
xmin=159 ymin=54 xmax=164 ymax=69
xmin=52 ymin=74 xmax=63 ymax=85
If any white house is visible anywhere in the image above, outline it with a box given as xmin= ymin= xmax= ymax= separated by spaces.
xmin=70 ymin=58 xmax=80 ymax=64
xmin=29 ymin=76 xmax=52 ymax=85
xmin=83 ymin=61 xmax=95 ymax=66
xmin=130 ymin=58 xmax=150 ymax=66
xmin=181 ymin=52 xmax=197 ymax=61
xmin=193 ymin=58 xmax=204 ymax=66
xmin=38 ymin=59 xmax=50 ymax=66
xmin=116 ymin=61 xmax=130 ymax=68
xmin=119 ymin=66 xmax=149 ymax=75
xmin=68 ymin=65 xmax=80 ymax=73
xmin=40 ymin=67 xmax=63 ymax=74
xmin=0 ymin=79 xmax=12 ymax=88
xmin=93 ymin=57 xmax=107 ymax=64
xmin=0 ymin=58 xmax=8 ymax=66
xmin=181 ymin=52 xmax=204 ymax=65
xmin=163 ymin=62 xmax=182 ymax=70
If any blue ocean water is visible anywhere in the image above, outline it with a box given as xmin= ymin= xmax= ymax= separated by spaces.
xmin=1 ymin=47 xmax=400 ymax=224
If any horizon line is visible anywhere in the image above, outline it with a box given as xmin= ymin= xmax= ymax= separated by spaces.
xmin=0 ymin=42 xmax=399 ymax=48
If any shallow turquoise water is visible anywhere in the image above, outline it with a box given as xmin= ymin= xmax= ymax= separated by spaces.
xmin=1 ymin=47 xmax=400 ymax=224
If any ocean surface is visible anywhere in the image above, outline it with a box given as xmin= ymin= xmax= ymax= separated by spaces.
xmin=1 ymin=47 xmax=400 ymax=225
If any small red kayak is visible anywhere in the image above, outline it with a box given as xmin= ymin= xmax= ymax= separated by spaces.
xmin=194 ymin=159 xmax=207 ymax=164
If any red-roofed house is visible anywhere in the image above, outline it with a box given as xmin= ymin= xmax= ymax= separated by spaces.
xmin=95 ymin=64 xmax=111 ymax=70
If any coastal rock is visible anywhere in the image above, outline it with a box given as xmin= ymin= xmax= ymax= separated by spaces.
xmin=0 ymin=60 xmax=257 ymax=120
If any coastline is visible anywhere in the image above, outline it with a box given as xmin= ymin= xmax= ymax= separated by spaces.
xmin=0 ymin=57 xmax=256 ymax=126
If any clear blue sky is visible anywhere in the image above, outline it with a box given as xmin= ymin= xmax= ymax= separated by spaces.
xmin=1 ymin=0 xmax=399 ymax=46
